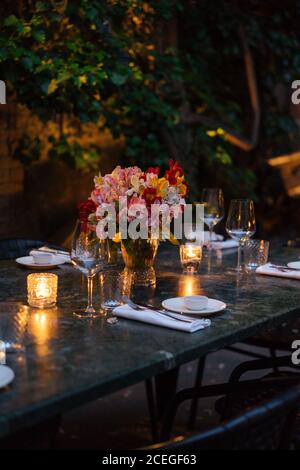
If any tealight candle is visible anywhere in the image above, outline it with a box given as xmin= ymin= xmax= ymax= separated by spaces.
xmin=0 ymin=340 xmax=5 ymax=365
xmin=180 ymin=244 xmax=202 ymax=273
xmin=27 ymin=273 xmax=58 ymax=308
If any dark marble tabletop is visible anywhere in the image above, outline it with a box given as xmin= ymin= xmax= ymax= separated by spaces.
xmin=0 ymin=244 xmax=300 ymax=438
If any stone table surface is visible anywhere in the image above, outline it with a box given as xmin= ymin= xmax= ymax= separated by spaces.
xmin=0 ymin=244 xmax=300 ymax=438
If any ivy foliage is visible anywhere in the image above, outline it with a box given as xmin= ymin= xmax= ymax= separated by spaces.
xmin=0 ymin=1 xmax=300 ymax=200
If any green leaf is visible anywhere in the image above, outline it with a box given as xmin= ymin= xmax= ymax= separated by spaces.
xmin=35 ymin=2 xmax=47 ymax=12
xmin=21 ymin=57 xmax=33 ymax=70
xmin=111 ymin=73 xmax=128 ymax=86
xmin=40 ymin=80 xmax=50 ymax=94
xmin=57 ymin=71 xmax=72 ymax=83
xmin=4 ymin=15 xmax=18 ymax=27
xmin=33 ymin=30 xmax=46 ymax=43
xmin=0 ymin=48 xmax=7 ymax=60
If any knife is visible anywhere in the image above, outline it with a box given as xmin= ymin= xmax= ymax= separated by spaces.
xmin=270 ymin=264 xmax=300 ymax=272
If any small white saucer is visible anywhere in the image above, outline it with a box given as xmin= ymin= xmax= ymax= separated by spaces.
xmin=16 ymin=255 xmax=66 ymax=269
xmin=162 ymin=297 xmax=226 ymax=315
xmin=0 ymin=365 xmax=14 ymax=388
xmin=287 ymin=261 xmax=300 ymax=270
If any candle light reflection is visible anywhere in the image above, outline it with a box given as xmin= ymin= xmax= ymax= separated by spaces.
xmin=28 ymin=309 xmax=58 ymax=357
xmin=178 ymin=274 xmax=205 ymax=297
xmin=27 ymin=273 xmax=58 ymax=308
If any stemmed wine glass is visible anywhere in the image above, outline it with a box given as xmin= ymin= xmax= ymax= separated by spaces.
xmin=71 ymin=220 xmax=106 ymax=318
xmin=226 ymin=199 xmax=256 ymax=272
xmin=201 ymin=188 xmax=225 ymax=250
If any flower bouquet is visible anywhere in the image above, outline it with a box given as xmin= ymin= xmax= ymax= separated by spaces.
xmin=78 ymin=160 xmax=187 ymax=285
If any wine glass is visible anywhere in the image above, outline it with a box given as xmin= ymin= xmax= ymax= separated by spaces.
xmin=226 ymin=199 xmax=256 ymax=272
xmin=201 ymin=188 xmax=224 ymax=250
xmin=71 ymin=220 xmax=106 ymax=318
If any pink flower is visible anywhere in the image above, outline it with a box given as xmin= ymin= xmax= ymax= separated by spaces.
xmin=127 ymin=195 xmax=147 ymax=222
xmin=90 ymin=164 xmax=186 ymax=235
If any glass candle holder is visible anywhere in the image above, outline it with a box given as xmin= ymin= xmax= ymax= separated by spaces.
xmin=99 ymin=269 xmax=124 ymax=311
xmin=27 ymin=273 xmax=58 ymax=308
xmin=0 ymin=340 xmax=5 ymax=364
xmin=180 ymin=244 xmax=202 ymax=273
xmin=244 ymin=239 xmax=269 ymax=271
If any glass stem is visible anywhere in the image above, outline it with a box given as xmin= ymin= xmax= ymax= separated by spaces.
xmin=237 ymin=241 xmax=244 ymax=272
xmin=208 ymin=224 xmax=213 ymax=252
xmin=85 ymin=275 xmax=95 ymax=314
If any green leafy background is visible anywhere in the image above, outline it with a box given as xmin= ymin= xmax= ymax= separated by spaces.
xmin=1 ymin=0 xmax=300 ymax=232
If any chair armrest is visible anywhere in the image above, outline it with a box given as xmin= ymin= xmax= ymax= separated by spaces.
xmin=160 ymin=375 xmax=300 ymax=441
xmin=229 ymin=355 xmax=293 ymax=383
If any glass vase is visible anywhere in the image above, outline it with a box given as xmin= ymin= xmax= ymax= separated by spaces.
xmin=121 ymin=238 xmax=158 ymax=286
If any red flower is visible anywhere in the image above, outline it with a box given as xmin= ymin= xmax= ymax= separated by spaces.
xmin=143 ymin=187 xmax=162 ymax=205
xmin=77 ymin=199 xmax=97 ymax=216
xmin=77 ymin=199 xmax=97 ymax=231
xmin=165 ymin=160 xmax=184 ymax=185
xmin=146 ymin=166 xmax=161 ymax=176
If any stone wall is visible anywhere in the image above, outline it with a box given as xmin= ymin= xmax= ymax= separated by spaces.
xmin=0 ymin=100 xmax=25 ymax=238
xmin=0 ymin=99 xmax=121 ymax=245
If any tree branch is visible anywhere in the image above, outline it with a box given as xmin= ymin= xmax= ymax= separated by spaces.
xmin=182 ymin=25 xmax=261 ymax=151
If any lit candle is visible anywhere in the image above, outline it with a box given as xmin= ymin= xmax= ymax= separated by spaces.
xmin=180 ymin=243 xmax=202 ymax=273
xmin=27 ymin=273 xmax=58 ymax=308
xmin=0 ymin=340 xmax=5 ymax=365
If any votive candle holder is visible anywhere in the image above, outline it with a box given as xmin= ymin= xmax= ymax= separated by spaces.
xmin=27 ymin=273 xmax=58 ymax=308
xmin=180 ymin=244 xmax=202 ymax=273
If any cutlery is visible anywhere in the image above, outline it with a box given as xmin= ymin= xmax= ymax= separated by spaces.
xmin=38 ymin=247 xmax=70 ymax=256
xmin=143 ymin=303 xmax=200 ymax=320
xmin=122 ymin=296 xmax=194 ymax=324
xmin=270 ymin=264 xmax=300 ymax=272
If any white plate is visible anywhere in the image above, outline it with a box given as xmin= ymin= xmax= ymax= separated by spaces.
xmin=0 ymin=365 xmax=14 ymax=388
xmin=287 ymin=261 xmax=300 ymax=270
xmin=162 ymin=297 xmax=227 ymax=315
xmin=16 ymin=255 xmax=66 ymax=269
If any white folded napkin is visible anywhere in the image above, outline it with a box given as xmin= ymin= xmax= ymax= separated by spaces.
xmin=185 ymin=226 xmax=223 ymax=244
xmin=256 ymin=263 xmax=300 ymax=280
xmin=30 ymin=246 xmax=71 ymax=263
xmin=203 ymin=231 xmax=224 ymax=242
xmin=113 ymin=304 xmax=211 ymax=333
xmin=210 ymin=239 xmax=239 ymax=250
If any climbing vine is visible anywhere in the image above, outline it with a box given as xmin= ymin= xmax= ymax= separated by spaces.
xmin=0 ymin=0 xmax=300 ymax=200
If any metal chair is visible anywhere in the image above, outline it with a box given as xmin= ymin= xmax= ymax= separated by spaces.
xmin=214 ymin=355 xmax=300 ymax=450
xmin=146 ymin=379 xmax=300 ymax=450
xmin=189 ymin=320 xmax=299 ymax=429
xmin=0 ymin=238 xmax=64 ymax=260
xmin=227 ymin=320 xmax=298 ymax=360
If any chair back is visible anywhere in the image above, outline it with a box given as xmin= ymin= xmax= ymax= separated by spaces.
xmin=159 ymin=384 xmax=300 ymax=450
xmin=0 ymin=239 xmax=62 ymax=260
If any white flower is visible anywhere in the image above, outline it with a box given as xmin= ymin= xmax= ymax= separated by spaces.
xmin=164 ymin=186 xmax=181 ymax=205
